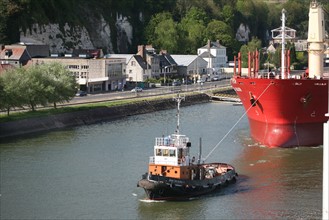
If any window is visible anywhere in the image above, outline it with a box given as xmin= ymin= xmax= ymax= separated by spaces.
xmin=68 ymin=65 xmax=79 ymax=69
xmin=108 ymin=63 xmax=123 ymax=77
xmin=156 ymin=149 xmax=162 ymax=156
xmin=169 ymin=149 xmax=176 ymax=157
xmin=163 ymin=149 xmax=169 ymax=156
xmin=81 ymin=72 xmax=88 ymax=78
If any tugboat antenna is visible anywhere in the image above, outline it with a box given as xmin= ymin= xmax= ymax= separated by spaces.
xmin=198 ymin=137 xmax=202 ymax=164
xmin=173 ymin=93 xmax=185 ymax=135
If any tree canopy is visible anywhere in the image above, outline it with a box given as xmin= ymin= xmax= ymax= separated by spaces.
xmin=0 ymin=62 xmax=77 ymax=115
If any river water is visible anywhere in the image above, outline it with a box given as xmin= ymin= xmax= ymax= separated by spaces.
xmin=0 ymin=102 xmax=322 ymax=219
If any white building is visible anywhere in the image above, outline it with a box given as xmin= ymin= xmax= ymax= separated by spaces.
xmin=126 ymin=55 xmax=152 ymax=82
xmin=197 ymin=40 xmax=228 ymax=74
xmin=31 ymin=57 xmax=126 ymax=92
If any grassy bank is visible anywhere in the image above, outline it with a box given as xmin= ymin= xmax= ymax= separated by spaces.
xmin=0 ymin=92 xmax=205 ymax=123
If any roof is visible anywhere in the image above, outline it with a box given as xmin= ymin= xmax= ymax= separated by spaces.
xmin=158 ymin=54 xmax=177 ymax=67
xmin=133 ymin=55 xmax=150 ymax=69
xmin=0 ymin=47 xmax=29 ymax=60
xmin=73 ymin=49 xmax=103 ymax=58
xmin=267 ymin=44 xmax=276 ymax=53
xmin=171 ymin=55 xmax=199 ymax=66
xmin=200 ymin=41 xmax=226 ymax=49
xmin=199 ymin=51 xmax=215 ymax=58
xmin=104 ymin=54 xmax=134 ymax=64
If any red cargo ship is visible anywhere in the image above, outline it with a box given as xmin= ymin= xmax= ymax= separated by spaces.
xmin=231 ymin=1 xmax=329 ymax=147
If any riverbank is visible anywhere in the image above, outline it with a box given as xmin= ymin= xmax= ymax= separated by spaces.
xmin=0 ymin=93 xmax=211 ymax=139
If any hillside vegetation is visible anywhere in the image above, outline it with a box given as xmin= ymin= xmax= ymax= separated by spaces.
xmin=0 ymin=0 xmax=328 ymax=57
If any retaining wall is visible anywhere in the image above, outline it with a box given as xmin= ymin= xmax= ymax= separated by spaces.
xmin=0 ymin=93 xmax=210 ymax=139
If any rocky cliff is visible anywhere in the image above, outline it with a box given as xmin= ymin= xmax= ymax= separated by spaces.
xmin=20 ymin=13 xmax=133 ymax=54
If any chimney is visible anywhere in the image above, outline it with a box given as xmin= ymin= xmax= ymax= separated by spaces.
xmin=160 ymin=50 xmax=167 ymax=55
xmin=137 ymin=45 xmax=146 ymax=59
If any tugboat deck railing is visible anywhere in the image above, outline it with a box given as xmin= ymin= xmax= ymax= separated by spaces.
xmin=155 ymin=136 xmax=189 ymax=147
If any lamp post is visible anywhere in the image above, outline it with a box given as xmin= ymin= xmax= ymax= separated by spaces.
xmin=164 ymin=65 xmax=170 ymax=90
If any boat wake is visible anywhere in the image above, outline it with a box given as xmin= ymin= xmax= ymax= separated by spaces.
xmin=139 ymin=199 xmax=165 ymax=203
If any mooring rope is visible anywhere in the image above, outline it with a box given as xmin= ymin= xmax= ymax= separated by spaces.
xmin=204 ymin=81 xmax=274 ymax=161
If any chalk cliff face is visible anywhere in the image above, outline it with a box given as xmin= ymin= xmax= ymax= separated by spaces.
xmin=19 ymin=14 xmax=133 ymax=54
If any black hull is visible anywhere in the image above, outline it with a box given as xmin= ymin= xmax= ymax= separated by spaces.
xmin=137 ymin=171 xmax=237 ymax=200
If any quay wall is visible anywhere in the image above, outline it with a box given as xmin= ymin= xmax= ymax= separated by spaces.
xmin=0 ymin=93 xmax=210 ymax=139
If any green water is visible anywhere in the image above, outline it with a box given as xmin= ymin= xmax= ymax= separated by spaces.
xmin=0 ymin=103 xmax=322 ymax=219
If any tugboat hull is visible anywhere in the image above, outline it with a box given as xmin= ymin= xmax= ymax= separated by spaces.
xmin=138 ymin=169 xmax=237 ymax=200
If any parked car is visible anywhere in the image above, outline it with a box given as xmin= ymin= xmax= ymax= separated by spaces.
xmin=197 ymin=79 xmax=205 ymax=84
xmin=183 ymin=79 xmax=192 ymax=85
xmin=75 ymin=90 xmax=87 ymax=96
xmin=131 ymin=87 xmax=143 ymax=92
xmin=211 ymin=76 xmax=220 ymax=81
xmin=172 ymin=81 xmax=181 ymax=86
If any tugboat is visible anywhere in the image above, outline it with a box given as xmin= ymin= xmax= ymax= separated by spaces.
xmin=137 ymin=94 xmax=238 ymax=200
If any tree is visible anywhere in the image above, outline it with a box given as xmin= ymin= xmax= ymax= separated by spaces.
xmin=0 ymin=63 xmax=77 ymax=114
xmin=145 ymin=12 xmax=173 ymax=46
xmin=179 ymin=7 xmax=208 ymax=54
xmin=0 ymin=68 xmax=26 ymax=115
xmin=205 ymin=20 xmax=233 ymax=44
xmin=21 ymin=65 xmax=51 ymax=111
xmin=154 ymin=18 xmax=179 ymax=53
xmin=0 ymin=0 xmax=25 ymax=44
xmin=205 ymin=19 xmax=239 ymax=59
xmin=43 ymin=62 xmax=77 ymax=108
xmin=239 ymin=37 xmax=262 ymax=68
xmin=220 ymin=5 xmax=234 ymax=26
xmin=283 ymin=1 xmax=309 ymax=39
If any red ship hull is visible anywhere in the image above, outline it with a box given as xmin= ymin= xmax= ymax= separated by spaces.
xmin=231 ymin=76 xmax=328 ymax=147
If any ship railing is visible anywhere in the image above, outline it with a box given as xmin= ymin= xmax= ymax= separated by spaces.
xmin=155 ymin=136 xmax=190 ymax=147
xmin=171 ymin=136 xmax=189 ymax=147
xmin=155 ymin=137 xmax=172 ymax=146
xmin=149 ymin=156 xmax=155 ymax=164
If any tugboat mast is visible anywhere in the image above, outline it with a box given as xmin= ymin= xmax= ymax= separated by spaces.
xmin=173 ymin=93 xmax=185 ymax=135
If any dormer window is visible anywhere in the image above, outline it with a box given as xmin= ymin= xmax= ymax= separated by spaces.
xmin=4 ymin=49 xmax=12 ymax=59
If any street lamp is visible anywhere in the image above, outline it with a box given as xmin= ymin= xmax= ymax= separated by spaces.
xmin=164 ymin=65 xmax=170 ymax=88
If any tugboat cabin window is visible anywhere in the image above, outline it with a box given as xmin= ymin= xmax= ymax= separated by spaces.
xmin=155 ymin=148 xmax=176 ymax=157
xmin=156 ymin=149 xmax=162 ymax=156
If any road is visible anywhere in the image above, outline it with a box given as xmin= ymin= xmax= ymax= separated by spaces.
xmin=0 ymin=79 xmax=232 ymax=114
xmin=70 ymin=80 xmax=232 ymax=105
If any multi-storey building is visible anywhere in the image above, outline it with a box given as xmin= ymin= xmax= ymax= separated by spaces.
xmin=31 ymin=57 xmax=126 ymax=92
xmin=197 ymin=40 xmax=228 ymax=74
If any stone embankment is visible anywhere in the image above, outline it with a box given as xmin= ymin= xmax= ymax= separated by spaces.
xmin=0 ymin=93 xmax=210 ymax=139
xmin=210 ymin=87 xmax=240 ymax=102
